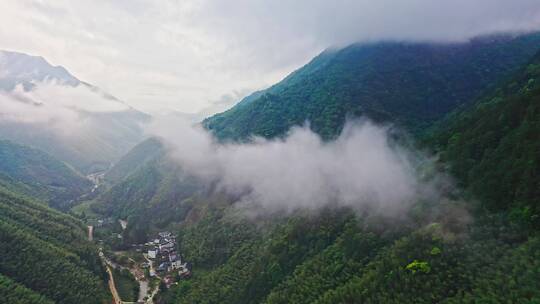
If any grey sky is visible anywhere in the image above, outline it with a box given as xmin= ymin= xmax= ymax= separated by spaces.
xmin=1 ymin=0 xmax=539 ymax=115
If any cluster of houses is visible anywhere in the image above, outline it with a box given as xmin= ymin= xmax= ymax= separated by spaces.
xmin=145 ymin=231 xmax=191 ymax=280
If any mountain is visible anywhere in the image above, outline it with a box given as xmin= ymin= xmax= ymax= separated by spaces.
xmin=205 ymin=33 xmax=540 ymax=140
xmin=0 ymin=140 xmax=110 ymax=302
xmin=85 ymin=34 xmax=540 ymax=304
xmin=0 ymin=187 xmax=110 ymax=303
xmin=0 ymin=140 xmax=91 ymax=209
xmin=0 ymin=50 xmax=79 ymax=91
xmin=158 ymin=48 xmax=540 ymax=304
xmin=0 ymin=50 xmax=150 ymax=173
xmin=103 ymin=137 xmax=165 ymax=185
xmin=97 ymin=33 xmax=540 ymax=234
xmin=92 ymin=138 xmax=205 ymax=243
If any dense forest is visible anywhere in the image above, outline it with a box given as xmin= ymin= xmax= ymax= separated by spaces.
xmin=204 ymin=33 xmax=540 ymax=140
xmin=2 ymin=32 xmax=538 ymax=303
xmin=154 ymin=47 xmax=540 ymax=303
xmin=76 ymin=35 xmax=540 ymax=304
xmin=0 ymin=187 xmax=110 ymax=303
xmin=91 ymin=33 xmax=540 ymax=244
xmin=426 ymin=52 xmax=540 ymax=228
xmin=0 ymin=140 xmax=91 ymax=209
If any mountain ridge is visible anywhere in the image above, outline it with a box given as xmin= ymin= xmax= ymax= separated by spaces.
xmin=204 ymin=32 xmax=540 ymax=140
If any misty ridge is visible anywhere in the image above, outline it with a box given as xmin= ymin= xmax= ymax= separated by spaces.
xmin=147 ymin=115 xmax=460 ymax=218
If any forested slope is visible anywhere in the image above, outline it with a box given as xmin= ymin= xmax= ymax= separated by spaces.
xmin=91 ymin=36 xmax=540 ymax=304
xmin=427 ymin=51 xmax=540 ymax=227
xmin=93 ymin=33 xmax=540 ymax=241
xmin=92 ymin=140 xmax=205 ymax=243
xmin=159 ymin=50 xmax=540 ymax=303
xmin=0 ymin=188 xmax=110 ymax=303
xmin=0 ymin=274 xmax=53 ymax=304
xmin=103 ymin=136 xmax=164 ymax=185
xmin=205 ymin=33 xmax=540 ymax=140
xmin=0 ymin=140 xmax=91 ymax=209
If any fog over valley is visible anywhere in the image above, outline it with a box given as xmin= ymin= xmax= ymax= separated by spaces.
xmin=0 ymin=2 xmax=539 ymax=304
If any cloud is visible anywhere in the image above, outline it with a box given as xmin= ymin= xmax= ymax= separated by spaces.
xmin=0 ymin=1 xmax=539 ymax=114
xmin=148 ymin=116 xmax=445 ymax=215
xmin=0 ymin=82 xmax=130 ymax=132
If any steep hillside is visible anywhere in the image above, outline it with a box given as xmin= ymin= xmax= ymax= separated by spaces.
xmin=161 ymin=209 xmax=540 ymax=304
xmin=0 ymin=140 xmax=91 ymax=209
xmin=0 ymin=274 xmax=53 ymax=304
xmin=94 ymin=33 xmax=540 ymax=233
xmin=104 ymin=137 xmax=165 ymax=185
xmin=162 ymin=50 xmax=540 ymax=303
xmin=426 ymin=51 xmax=540 ymax=227
xmin=92 ymin=141 xmax=204 ymax=243
xmin=205 ymin=33 xmax=540 ymax=140
xmin=0 ymin=188 xmax=110 ymax=303
xmin=92 ymin=36 xmax=540 ymax=304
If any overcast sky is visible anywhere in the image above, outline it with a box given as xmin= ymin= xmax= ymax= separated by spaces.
xmin=1 ymin=0 xmax=539 ymax=115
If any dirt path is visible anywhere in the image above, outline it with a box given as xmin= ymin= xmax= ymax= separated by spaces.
xmin=88 ymin=225 xmax=93 ymax=241
xmin=142 ymin=253 xmax=159 ymax=303
xmin=138 ymin=280 xmax=148 ymax=303
xmin=106 ymin=264 xmax=122 ymax=304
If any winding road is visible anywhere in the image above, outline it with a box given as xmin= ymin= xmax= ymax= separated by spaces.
xmin=90 ymin=221 xmax=155 ymax=303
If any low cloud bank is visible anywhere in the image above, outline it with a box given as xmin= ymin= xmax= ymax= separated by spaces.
xmin=0 ymin=82 xmax=134 ymax=136
xmin=148 ymin=117 xmax=445 ymax=215
xmin=0 ymin=82 xmax=146 ymax=171
xmin=0 ymin=82 xmax=130 ymax=131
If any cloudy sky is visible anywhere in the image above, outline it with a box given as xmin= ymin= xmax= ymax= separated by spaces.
xmin=1 ymin=0 xmax=540 ymax=115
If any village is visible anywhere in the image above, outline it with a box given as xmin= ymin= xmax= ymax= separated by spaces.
xmin=143 ymin=231 xmax=192 ymax=287
xmin=88 ymin=217 xmax=192 ymax=303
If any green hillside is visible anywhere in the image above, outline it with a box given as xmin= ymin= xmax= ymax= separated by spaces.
xmin=92 ymin=145 xmax=204 ymax=243
xmin=94 ymin=33 xmax=540 ymax=235
xmin=103 ymin=136 xmax=164 ymax=185
xmin=0 ymin=188 xmax=110 ymax=303
xmin=164 ymin=51 xmax=540 ymax=302
xmin=426 ymin=51 xmax=540 ymax=227
xmin=89 ymin=37 xmax=540 ymax=304
xmin=0 ymin=274 xmax=53 ymax=304
xmin=205 ymin=33 xmax=540 ymax=140
xmin=0 ymin=140 xmax=92 ymax=209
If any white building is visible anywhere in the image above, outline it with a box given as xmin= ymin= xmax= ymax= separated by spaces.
xmin=159 ymin=242 xmax=174 ymax=251
xmin=148 ymin=250 xmax=157 ymax=259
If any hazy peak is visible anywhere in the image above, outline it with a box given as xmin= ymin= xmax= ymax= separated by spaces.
xmin=0 ymin=50 xmax=80 ymax=91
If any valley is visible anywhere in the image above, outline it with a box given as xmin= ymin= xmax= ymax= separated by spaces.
xmin=84 ymin=207 xmax=191 ymax=303
xmin=0 ymin=21 xmax=539 ymax=304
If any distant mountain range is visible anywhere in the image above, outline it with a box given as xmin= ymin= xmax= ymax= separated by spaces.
xmin=0 ymin=50 xmax=149 ymax=174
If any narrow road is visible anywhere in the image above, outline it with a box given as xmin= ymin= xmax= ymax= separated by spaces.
xmin=106 ymin=264 xmax=122 ymax=304
xmin=138 ymin=280 xmax=148 ymax=303
xmin=142 ymin=253 xmax=159 ymax=303
xmin=101 ymin=251 xmax=135 ymax=304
